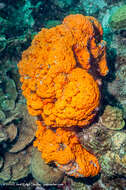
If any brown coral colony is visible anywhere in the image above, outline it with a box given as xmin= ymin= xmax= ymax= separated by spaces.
xmin=18 ymin=14 xmax=108 ymax=177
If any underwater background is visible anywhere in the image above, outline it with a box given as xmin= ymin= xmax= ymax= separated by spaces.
xmin=0 ymin=0 xmax=126 ymax=189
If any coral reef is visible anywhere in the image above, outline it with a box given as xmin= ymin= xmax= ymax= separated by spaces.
xmin=79 ymin=120 xmax=126 ymax=177
xmin=106 ymin=5 xmax=126 ymax=118
xmin=107 ymin=54 xmax=126 ymax=118
xmin=1 ymin=0 xmax=126 ymax=189
xmin=61 ymin=115 xmax=126 ymax=188
xmin=70 ymin=118 xmax=126 ymax=189
xmin=0 ymin=104 xmax=36 ymax=183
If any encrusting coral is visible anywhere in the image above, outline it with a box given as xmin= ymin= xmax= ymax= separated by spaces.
xmin=100 ymin=105 xmax=125 ymax=130
xmin=18 ymin=14 xmax=108 ymax=178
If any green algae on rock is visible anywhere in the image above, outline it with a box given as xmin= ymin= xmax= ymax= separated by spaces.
xmin=109 ymin=5 xmax=126 ymax=30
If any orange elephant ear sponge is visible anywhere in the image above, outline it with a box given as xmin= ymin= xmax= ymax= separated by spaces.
xmin=42 ymin=68 xmax=100 ymax=127
xmin=18 ymin=14 xmax=108 ymax=128
xmin=34 ymin=121 xmax=100 ymax=178
xmin=63 ymin=14 xmax=108 ymax=76
xmin=18 ymin=14 xmax=108 ymax=178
